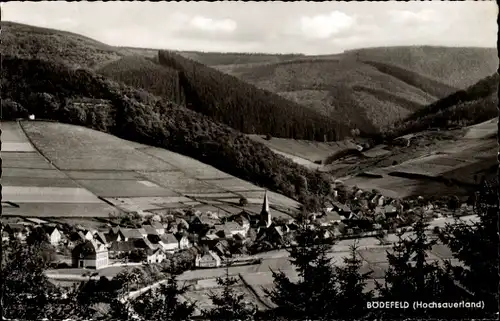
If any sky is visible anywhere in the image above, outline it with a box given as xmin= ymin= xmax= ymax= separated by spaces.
xmin=2 ymin=1 xmax=497 ymax=55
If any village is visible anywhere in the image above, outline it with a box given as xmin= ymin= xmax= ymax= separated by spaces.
xmin=2 ymin=185 xmax=470 ymax=274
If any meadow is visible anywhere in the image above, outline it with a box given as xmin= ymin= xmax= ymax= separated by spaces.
xmin=2 ymin=121 xmax=300 ymax=218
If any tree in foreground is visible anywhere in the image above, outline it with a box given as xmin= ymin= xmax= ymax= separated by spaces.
xmin=203 ymin=267 xmax=257 ymax=321
xmin=265 ymin=224 xmax=339 ymax=320
xmin=438 ymin=179 xmax=499 ymax=317
xmin=1 ymin=230 xmax=69 ymax=319
xmin=335 ymin=244 xmax=374 ymax=320
xmin=132 ymin=272 xmax=196 ymax=321
xmin=376 ymin=217 xmax=469 ymax=319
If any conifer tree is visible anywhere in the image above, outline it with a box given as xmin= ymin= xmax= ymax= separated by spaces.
xmin=203 ymin=266 xmax=257 ymax=321
xmin=132 ymin=272 xmax=196 ymax=321
xmin=438 ymin=179 xmax=499 ymax=317
xmin=376 ymin=217 xmax=465 ymax=319
xmin=265 ymin=223 xmax=338 ymax=320
xmin=335 ymin=244 xmax=374 ymax=320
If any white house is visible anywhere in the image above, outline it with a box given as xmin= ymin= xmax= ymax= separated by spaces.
xmin=178 ymin=234 xmax=191 ymax=250
xmin=195 ymin=250 xmax=221 ymax=268
xmin=146 ymin=248 xmax=166 ymax=264
xmin=159 ymin=233 xmax=178 ymax=253
xmin=72 ymin=240 xmax=109 ymax=269
xmin=45 ymin=226 xmax=62 ymax=246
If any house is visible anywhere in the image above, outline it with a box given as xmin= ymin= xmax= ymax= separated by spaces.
xmin=72 ymin=240 xmax=109 ymax=269
xmin=190 ymin=213 xmax=219 ymax=229
xmin=142 ymin=225 xmax=159 ymax=236
xmin=214 ymin=239 xmax=231 ymax=257
xmin=195 ymin=250 xmax=221 ymax=268
xmin=151 ymin=221 xmax=165 ymax=235
xmin=93 ymin=231 xmax=108 ymax=246
xmin=43 ymin=226 xmax=62 ymax=246
xmin=159 ymin=233 xmax=178 ymax=253
xmin=326 ymin=201 xmax=351 ymax=217
xmin=384 ymin=205 xmax=399 ymax=218
xmin=178 ymin=234 xmax=191 ymax=250
xmin=224 ymin=222 xmax=250 ymax=236
xmin=316 ymin=211 xmax=343 ymax=226
xmin=118 ymin=228 xmax=144 ymax=242
xmin=109 ymin=240 xmax=136 ymax=258
xmin=84 ymin=230 xmax=94 ymax=241
xmin=256 ymin=225 xmax=287 ymax=247
xmin=146 ymin=248 xmax=166 ymax=264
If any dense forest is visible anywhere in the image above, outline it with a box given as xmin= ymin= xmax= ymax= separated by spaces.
xmin=97 ymin=55 xmax=185 ymax=105
xmin=1 ymin=56 xmax=335 ymax=209
xmin=382 ymin=73 xmax=499 ymax=139
xmin=157 ymin=50 xmax=352 ymax=141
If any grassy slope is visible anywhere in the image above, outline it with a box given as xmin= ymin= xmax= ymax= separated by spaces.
xmin=346 ymin=46 xmax=498 ymax=88
xmin=2 ymin=55 xmax=336 ymax=209
xmin=218 ymin=57 xmax=460 ymax=132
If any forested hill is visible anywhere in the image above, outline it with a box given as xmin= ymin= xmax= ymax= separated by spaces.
xmin=1 ymin=55 xmax=335 ymax=209
xmin=157 ymin=50 xmax=352 ymax=141
xmin=383 ymin=73 xmax=499 ymax=139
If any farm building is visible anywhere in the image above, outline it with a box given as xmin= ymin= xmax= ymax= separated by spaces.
xmin=72 ymin=240 xmax=109 ymax=269
xmin=195 ymin=250 xmax=222 ymax=268
xmin=159 ymin=233 xmax=179 ymax=253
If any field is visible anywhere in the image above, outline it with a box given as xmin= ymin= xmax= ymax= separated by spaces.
xmin=22 ymin=122 xmax=176 ymax=171
xmin=247 ymin=135 xmax=358 ymax=164
xmin=2 ymin=121 xmax=299 ymax=218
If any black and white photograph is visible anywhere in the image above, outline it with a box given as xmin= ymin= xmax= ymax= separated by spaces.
xmin=0 ymin=1 xmax=498 ymax=320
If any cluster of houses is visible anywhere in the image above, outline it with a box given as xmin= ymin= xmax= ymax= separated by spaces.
xmin=1 ymin=192 xmax=300 ymax=270
xmin=2 ymin=189 xmax=452 ymax=272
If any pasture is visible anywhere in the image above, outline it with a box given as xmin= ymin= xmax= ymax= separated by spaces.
xmin=75 ymin=179 xmax=179 ymax=198
xmin=2 ymin=186 xmax=102 ymax=204
xmin=139 ymin=147 xmax=233 ymax=180
xmin=3 ymin=121 xmax=302 ymax=218
xmin=139 ymin=171 xmax=230 ymax=195
xmin=21 ymin=122 xmax=175 ymax=171
xmin=247 ymin=134 xmax=357 ymax=163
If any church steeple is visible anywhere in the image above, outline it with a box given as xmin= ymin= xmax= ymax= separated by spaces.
xmin=260 ymin=190 xmax=271 ymax=228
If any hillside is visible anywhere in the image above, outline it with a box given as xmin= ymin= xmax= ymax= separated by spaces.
xmin=157 ymin=51 xmax=352 ymax=140
xmin=2 ymin=120 xmax=300 ymax=218
xmin=383 ymin=73 xmax=499 ymax=139
xmin=0 ymin=21 xmax=126 ymax=69
xmin=346 ymin=46 xmax=499 ymax=88
xmin=97 ymin=55 xmax=185 ymax=105
xmin=1 ymin=55 xmax=336 ymax=210
xmin=215 ymin=57 xmax=462 ymax=132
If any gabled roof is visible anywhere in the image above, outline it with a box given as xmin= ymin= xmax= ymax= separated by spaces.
xmin=151 ymin=221 xmax=164 ymax=229
xmin=134 ymin=238 xmax=158 ymax=251
xmin=160 ymin=233 xmax=178 ymax=245
xmin=329 ymin=201 xmax=351 ymax=212
xmin=119 ymin=228 xmax=144 ymax=239
xmin=110 ymin=240 xmax=136 ymax=252
xmin=142 ymin=225 xmax=159 ymax=235
xmin=224 ymin=222 xmax=244 ymax=232
xmin=94 ymin=232 xmax=107 ymax=244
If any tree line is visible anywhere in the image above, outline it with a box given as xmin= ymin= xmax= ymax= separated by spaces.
xmin=158 ymin=50 xmax=351 ymax=141
xmin=1 ymin=179 xmax=497 ymax=320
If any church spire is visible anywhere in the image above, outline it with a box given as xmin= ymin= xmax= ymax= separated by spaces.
xmin=260 ymin=190 xmax=271 ymax=228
